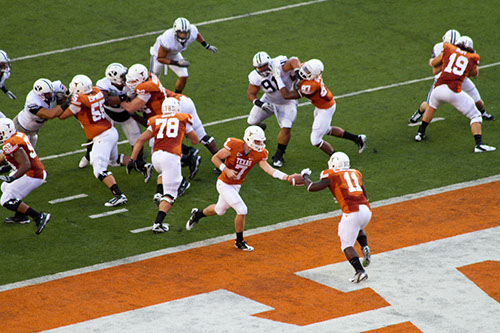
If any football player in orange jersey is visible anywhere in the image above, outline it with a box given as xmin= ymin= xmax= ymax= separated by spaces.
xmin=185 ymin=125 xmax=296 ymax=251
xmin=275 ymin=59 xmax=367 ymax=156
xmin=128 ymin=98 xmax=199 ymax=233
xmin=415 ymin=36 xmax=495 ymax=153
xmin=59 ymin=75 xmax=129 ymax=207
xmin=300 ymin=152 xmax=371 ymax=283
xmin=121 ymin=64 xmax=200 ymax=188
xmin=0 ymin=118 xmax=50 ymax=234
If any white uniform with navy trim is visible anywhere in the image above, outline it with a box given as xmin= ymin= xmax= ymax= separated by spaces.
xmin=247 ymin=55 xmax=298 ymax=129
xmin=96 ymin=77 xmax=141 ymax=146
xmin=0 ymin=67 xmax=11 ymax=89
xmin=149 ymin=25 xmax=199 ymax=78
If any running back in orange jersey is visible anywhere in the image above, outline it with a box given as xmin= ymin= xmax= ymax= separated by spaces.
xmin=70 ymin=87 xmax=112 ymax=140
xmin=298 ymin=77 xmax=335 ymax=109
xmin=135 ymin=73 xmax=167 ymax=118
xmin=218 ymin=138 xmax=268 ymax=185
xmin=435 ymin=43 xmax=480 ymax=93
xmin=147 ymin=112 xmax=193 ymax=156
xmin=2 ymin=132 xmax=45 ymax=179
xmin=320 ymin=168 xmax=370 ymax=214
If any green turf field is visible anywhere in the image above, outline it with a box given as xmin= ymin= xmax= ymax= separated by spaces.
xmin=0 ymin=0 xmax=498 ymax=285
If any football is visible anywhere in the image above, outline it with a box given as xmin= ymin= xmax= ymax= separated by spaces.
xmin=288 ymin=173 xmax=305 ymax=186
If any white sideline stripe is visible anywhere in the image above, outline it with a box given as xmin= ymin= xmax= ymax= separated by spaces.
xmin=407 ymin=117 xmax=445 ymax=127
xmin=1 ymin=174 xmax=498 ymax=292
xmin=49 ymin=194 xmax=88 ymax=204
xmin=130 ymin=226 xmax=153 ymax=234
xmin=89 ymin=208 xmax=128 ymax=219
xmin=10 ymin=0 xmax=328 ymax=62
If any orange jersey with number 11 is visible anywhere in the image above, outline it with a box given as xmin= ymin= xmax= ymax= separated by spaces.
xmin=320 ymin=168 xmax=370 ymax=214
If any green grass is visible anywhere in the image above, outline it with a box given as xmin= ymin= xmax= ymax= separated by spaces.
xmin=0 ymin=0 xmax=498 ymax=285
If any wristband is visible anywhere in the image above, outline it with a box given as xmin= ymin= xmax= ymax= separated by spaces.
xmin=272 ymin=170 xmax=288 ymax=180
xmin=253 ymin=99 xmax=264 ymax=108
xmin=201 ymin=41 xmax=209 ymax=49
xmin=219 ymin=163 xmax=226 ymax=172
xmin=307 ymin=182 xmax=313 ymax=191
xmin=170 ymin=60 xmax=179 ymax=66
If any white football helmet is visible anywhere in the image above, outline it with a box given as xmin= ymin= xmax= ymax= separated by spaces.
xmin=162 ymin=97 xmax=180 ymax=115
xmin=33 ymin=78 xmax=55 ymax=103
xmin=105 ymin=63 xmax=128 ymax=86
xmin=457 ymin=36 xmax=474 ymax=51
xmin=252 ymin=51 xmax=271 ymax=76
xmin=442 ymin=29 xmax=461 ymax=45
xmin=299 ymin=59 xmax=324 ymax=80
xmin=69 ymin=74 xmax=93 ymax=94
xmin=328 ymin=152 xmax=350 ymax=171
xmin=126 ymin=64 xmax=149 ymax=90
xmin=0 ymin=50 xmax=10 ymax=73
xmin=244 ymin=125 xmax=266 ymax=152
xmin=173 ymin=17 xmax=191 ymax=44
xmin=0 ymin=118 xmax=16 ymax=145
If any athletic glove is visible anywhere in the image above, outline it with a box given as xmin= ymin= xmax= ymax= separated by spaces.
xmin=300 ymin=168 xmax=312 ymax=178
xmin=171 ymin=59 xmax=190 ymax=68
xmin=206 ymin=44 xmax=218 ymax=53
xmin=0 ymin=174 xmax=16 ymax=183
xmin=126 ymin=159 xmax=136 ymax=174
xmin=261 ymin=102 xmax=275 ymax=113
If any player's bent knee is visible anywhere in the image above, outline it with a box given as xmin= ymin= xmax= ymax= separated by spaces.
xmin=97 ymin=170 xmax=113 ymax=181
xmin=214 ymin=205 xmax=227 ymax=216
xmin=470 ymin=114 xmax=483 ymax=125
xmin=234 ymin=203 xmax=248 ymax=215
xmin=160 ymin=194 xmax=175 ymax=205
xmin=3 ymin=198 xmax=21 ymax=211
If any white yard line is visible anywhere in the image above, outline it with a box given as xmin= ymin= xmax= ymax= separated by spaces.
xmin=11 ymin=0 xmax=328 ymax=62
xmin=89 ymin=208 xmax=128 ymax=219
xmin=1 ymin=174 xmax=498 ymax=292
xmin=48 ymin=194 xmax=88 ymax=204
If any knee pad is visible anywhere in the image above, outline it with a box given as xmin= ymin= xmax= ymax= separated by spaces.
xmin=160 ymin=194 xmax=175 ymax=205
xmin=3 ymin=198 xmax=21 ymax=211
xmin=233 ymin=201 xmax=248 ymax=215
xmin=97 ymin=170 xmax=113 ymax=181
xmin=310 ymin=132 xmax=323 ymax=146
xmin=470 ymin=114 xmax=483 ymax=125
xmin=200 ymin=135 xmax=214 ymax=146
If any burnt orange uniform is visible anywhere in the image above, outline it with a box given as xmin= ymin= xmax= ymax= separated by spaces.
xmin=298 ymin=77 xmax=335 ymax=109
xmin=147 ymin=113 xmax=193 ymax=156
xmin=320 ymin=168 xmax=370 ymax=214
xmin=165 ymin=89 xmax=183 ymax=101
xmin=2 ymin=132 xmax=45 ymax=179
xmin=135 ymin=73 xmax=167 ymax=118
xmin=435 ymin=43 xmax=480 ymax=93
xmin=70 ymin=87 xmax=111 ymax=140
xmin=218 ymin=138 xmax=268 ymax=185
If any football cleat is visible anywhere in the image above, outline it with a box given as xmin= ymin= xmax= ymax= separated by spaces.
xmin=409 ymin=110 xmax=423 ymax=124
xmin=35 ymin=212 xmax=51 ymax=235
xmin=349 ymin=270 xmax=368 ymax=283
xmin=362 ymin=246 xmax=371 ymax=267
xmin=153 ymin=193 xmax=162 ymax=207
xmin=235 ymin=240 xmax=254 ymax=251
xmin=414 ymin=132 xmax=425 ymax=142
xmin=104 ymin=194 xmax=128 ymax=207
xmin=357 ymin=135 xmax=367 ymax=154
xmin=152 ymin=223 xmax=169 ymax=233
xmin=79 ymin=156 xmax=89 ymax=168
xmin=143 ymin=163 xmax=153 ymax=183
xmin=474 ymin=144 xmax=496 ymax=153
xmin=177 ymin=178 xmax=191 ymax=197
xmin=5 ymin=215 xmax=30 ymax=224
xmin=273 ymin=159 xmax=284 ymax=168
xmin=189 ymin=155 xmax=202 ymax=180
xmin=186 ymin=208 xmax=199 ymax=231
xmin=482 ymin=111 xmax=495 ymax=121
xmin=213 ymin=167 xmax=222 ymax=175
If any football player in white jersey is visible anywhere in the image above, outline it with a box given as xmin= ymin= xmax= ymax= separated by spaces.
xmin=149 ymin=17 xmax=218 ymax=93
xmin=13 ymin=78 xmax=69 ymax=147
xmin=409 ymin=29 xmax=494 ymax=124
xmin=78 ymin=63 xmax=148 ymax=169
xmin=247 ymin=52 xmax=301 ymax=168
xmin=0 ymin=50 xmax=16 ymax=100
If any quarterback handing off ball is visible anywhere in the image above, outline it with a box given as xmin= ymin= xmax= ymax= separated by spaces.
xmin=288 ymin=173 xmax=305 ymax=186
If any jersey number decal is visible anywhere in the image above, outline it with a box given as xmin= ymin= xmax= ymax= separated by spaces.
xmin=90 ymin=100 xmax=106 ymax=122
xmin=443 ymin=53 xmax=469 ymax=76
xmin=17 ymin=133 xmax=37 ymax=159
xmin=261 ymin=77 xmax=278 ymax=92
xmin=156 ymin=117 xmax=179 ymax=139
xmin=344 ymin=172 xmax=362 ymax=193
xmin=234 ymin=164 xmax=248 ymax=180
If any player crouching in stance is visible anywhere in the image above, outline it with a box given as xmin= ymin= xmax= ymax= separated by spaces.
xmin=128 ymin=98 xmax=199 ymax=233
xmin=0 ymin=118 xmax=50 ymax=234
xmin=186 ymin=125 xmax=296 ymax=251
xmin=301 ymin=152 xmax=371 ymax=283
